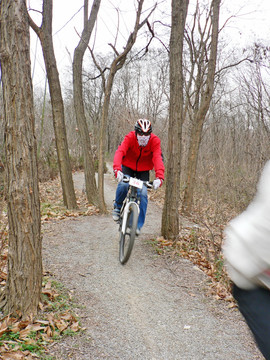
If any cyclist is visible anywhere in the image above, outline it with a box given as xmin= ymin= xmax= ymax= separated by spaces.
xmin=112 ymin=119 xmax=165 ymax=235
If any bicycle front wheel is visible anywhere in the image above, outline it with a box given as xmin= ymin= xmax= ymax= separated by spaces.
xmin=119 ymin=202 xmax=139 ymax=265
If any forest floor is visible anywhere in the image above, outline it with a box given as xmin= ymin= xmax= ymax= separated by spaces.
xmin=39 ymin=167 xmax=264 ymax=360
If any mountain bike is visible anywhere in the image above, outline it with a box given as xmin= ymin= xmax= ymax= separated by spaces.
xmin=118 ymin=176 xmax=152 ymax=265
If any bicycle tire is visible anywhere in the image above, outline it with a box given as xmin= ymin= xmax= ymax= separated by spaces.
xmin=119 ymin=202 xmax=138 ymax=265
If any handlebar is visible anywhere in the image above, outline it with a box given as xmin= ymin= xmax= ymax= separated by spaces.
xmin=123 ymin=175 xmax=153 ymax=189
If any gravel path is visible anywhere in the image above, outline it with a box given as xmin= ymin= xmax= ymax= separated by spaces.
xmin=42 ymin=169 xmax=263 ymax=360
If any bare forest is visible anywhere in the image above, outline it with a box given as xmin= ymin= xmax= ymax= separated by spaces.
xmin=24 ymin=5 xmax=270 ymax=218
xmin=1 ymin=0 xmax=270 ymax=339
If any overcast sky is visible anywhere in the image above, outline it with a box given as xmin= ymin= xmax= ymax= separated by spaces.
xmin=28 ymin=0 xmax=270 ymax=88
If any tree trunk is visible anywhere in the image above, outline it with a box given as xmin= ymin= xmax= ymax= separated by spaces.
xmin=182 ymin=112 xmax=205 ymax=213
xmin=98 ymin=71 xmax=116 ymax=212
xmin=182 ymin=0 xmax=221 ymax=214
xmin=0 ymin=0 xmax=42 ymax=317
xmin=37 ymin=77 xmax=47 ymax=158
xmin=161 ymin=0 xmax=189 ymax=240
xmin=29 ymin=0 xmax=77 ymax=209
xmin=73 ymin=0 xmax=101 ymax=207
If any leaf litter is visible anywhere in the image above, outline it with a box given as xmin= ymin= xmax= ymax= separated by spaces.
xmin=0 ymin=174 xmax=96 ymax=359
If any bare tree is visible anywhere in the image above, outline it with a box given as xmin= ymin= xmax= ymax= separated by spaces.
xmin=0 ymin=0 xmax=42 ymax=316
xmin=161 ymin=0 xmax=189 ymax=240
xmin=73 ymin=0 xmax=101 ymax=207
xmin=241 ymin=45 xmax=270 ymax=139
xmin=104 ymin=49 xmax=169 ymax=155
xmin=29 ymin=0 xmax=77 ymax=209
xmin=182 ymin=0 xmax=221 ymax=213
xmin=92 ymin=0 xmax=156 ymax=212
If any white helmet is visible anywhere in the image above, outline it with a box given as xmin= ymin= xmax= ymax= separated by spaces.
xmin=134 ymin=119 xmax=152 ymax=135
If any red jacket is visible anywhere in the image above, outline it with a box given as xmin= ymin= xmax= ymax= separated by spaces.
xmin=113 ymin=131 xmax=165 ymax=180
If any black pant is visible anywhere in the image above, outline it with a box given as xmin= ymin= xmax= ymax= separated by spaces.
xmin=122 ymin=165 xmax=149 ymax=181
xmin=233 ymin=284 xmax=270 ymax=359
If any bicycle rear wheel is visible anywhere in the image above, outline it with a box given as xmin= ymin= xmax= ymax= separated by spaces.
xmin=119 ymin=202 xmax=138 ymax=265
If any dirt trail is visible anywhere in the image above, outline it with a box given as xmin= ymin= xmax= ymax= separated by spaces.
xmin=42 ymin=168 xmax=263 ymax=360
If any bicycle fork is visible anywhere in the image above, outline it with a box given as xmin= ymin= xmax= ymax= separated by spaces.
xmin=121 ymin=201 xmax=140 ymax=234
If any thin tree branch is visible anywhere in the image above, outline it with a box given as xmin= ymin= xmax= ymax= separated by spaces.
xmin=87 ymin=45 xmax=106 ymax=90
xmin=215 ymin=57 xmax=253 ymax=76
xmin=108 ymin=43 xmax=119 ymax=56
xmin=28 ymin=13 xmax=41 ymax=35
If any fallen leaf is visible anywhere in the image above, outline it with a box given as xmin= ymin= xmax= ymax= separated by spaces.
xmin=0 ymin=270 xmax=7 ymax=279
xmin=54 ymin=319 xmax=68 ymax=332
xmin=47 ymin=314 xmax=55 ymax=331
xmin=60 ymin=312 xmax=74 ymax=322
xmin=42 ymin=288 xmax=59 ymax=300
xmin=10 ymin=322 xmax=21 ymax=333
xmin=0 ymin=326 xmax=8 ymax=337
xmin=13 ymin=320 xmax=31 ymax=332
xmin=35 ymin=319 xmax=49 ymax=326
xmin=19 ymin=324 xmax=44 ymax=339
xmin=45 ymin=281 xmax=52 ymax=290
xmin=1 ymin=351 xmax=25 ymax=360
xmin=70 ymin=321 xmax=80 ymax=332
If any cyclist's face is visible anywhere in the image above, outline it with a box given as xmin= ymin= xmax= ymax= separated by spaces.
xmin=137 ymin=134 xmax=150 ymax=147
